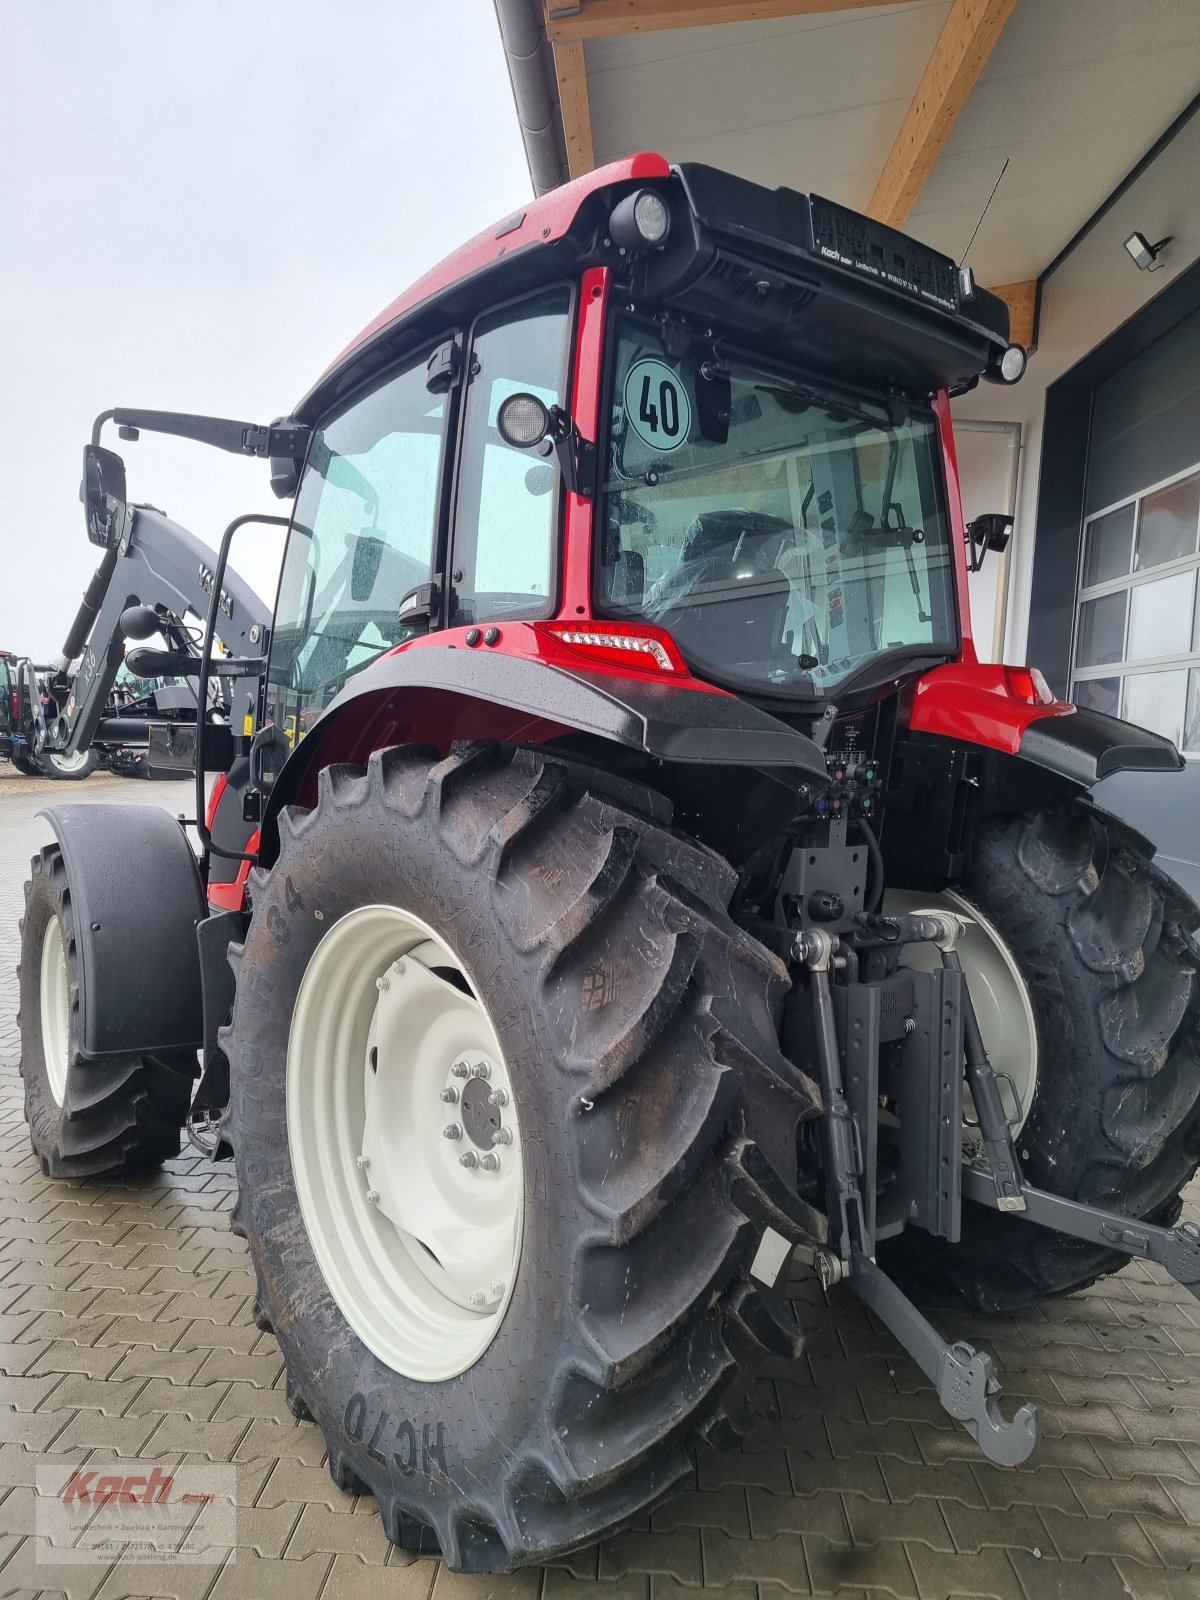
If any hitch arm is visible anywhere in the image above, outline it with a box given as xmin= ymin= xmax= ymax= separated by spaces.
xmin=962 ymin=1169 xmax=1200 ymax=1298
xmin=850 ymin=1252 xmax=1040 ymax=1466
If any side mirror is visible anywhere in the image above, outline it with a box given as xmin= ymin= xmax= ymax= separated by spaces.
xmin=966 ymin=513 xmax=1013 ymax=573
xmin=80 ymin=444 xmax=127 ymax=548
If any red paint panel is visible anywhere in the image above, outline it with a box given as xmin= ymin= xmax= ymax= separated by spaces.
xmin=934 ymin=391 xmax=976 ymax=664
xmin=323 ymin=155 xmax=670 ymax=381
xmin=207 ymin=834 xmax=258 ymax=913
xmin=908 ymin=662 xmax=1074 ymax=754
xmin=559 ymin=266 xmax=611 ymax=618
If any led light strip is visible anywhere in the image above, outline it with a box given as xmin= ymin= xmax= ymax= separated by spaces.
xmin=554 ymin=630 xmax=675 ymax=671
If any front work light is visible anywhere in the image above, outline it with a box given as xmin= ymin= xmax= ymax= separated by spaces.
xmin=984 ymin=342 xmax=1027 ymax=385
xmin=608 ymin=189 xmax=671 ymax=252
xmin=496 ymin=392 xmax=551 ymax=449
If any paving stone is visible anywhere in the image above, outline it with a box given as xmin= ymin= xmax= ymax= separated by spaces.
xmin=745 ymin=1489 xmax=847 ymax=1543
xmin=786 ymin=1454 xmax=888 ymax=1502
xmin=1111 ymin=1560 xmax=1200 ymax=1599
xmin=905 ymin=1543 xmax=1022 ymax=1599
xmin=651 ymin=1486 xmax=750 ymax=1539
xmin=430 ymin=1565 xmax=540 ymax=1600
xmin=701 ymin=1530 xmax=812 ymax=1593
xmin=600 ymin=1528 xmax=703 ymax=1584
xmin=208 ymin=1548 xmax=332 ymax=1599
xmin=1037 ymin=1505 xmax=1162 ymax=1565
xmin=1007 ymin=1550 xmax=1133 ymax=1600
xmin=93 ymin=1558 xmax=226 ymax=1598
xmin=804 ymin=1533 xmax=917 ymax=1597
xmin=284 ymin=1501 xmax=389 ymax=1562
xmin=878 ymin=1459 xmax=984 ymax=1509
xmin=321 ymin=1552 xmax=437 ymax=1600
xmin=1066 ymin=1469 xmax=1183 ymax=1523
xmin=696 ymin=1445 xmax=791 ymax=1494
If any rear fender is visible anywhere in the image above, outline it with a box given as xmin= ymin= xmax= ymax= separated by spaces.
xmin=40 ymin=804 xmax=206 ymax=1057
xmin=259 ymin=636 xmax=829 ymax=866
xmin=909 ymin=663 xmax=1183 ymax=782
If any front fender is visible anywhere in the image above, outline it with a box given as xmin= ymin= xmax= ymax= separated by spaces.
xmin=41 ymin=804 xmax=206 ymax=1057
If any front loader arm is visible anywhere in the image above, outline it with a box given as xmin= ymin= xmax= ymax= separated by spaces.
xmin=49 ymin=506 xmax=270 ymax=760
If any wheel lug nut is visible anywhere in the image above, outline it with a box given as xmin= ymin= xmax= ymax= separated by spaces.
xmin=459 ymin=1151 xmax=479 ymax=1169
xmin=469 ymin=1061 xmax=491 ymax=1080
xmin=440 ymin=1086 xmax=459 ymax=1104
xmin=469 ymin=1291 xmax=486 ymax=1307
xmin=451 ymin=1061 xmax=470 ymax=1079
xmin=376 ymin=975 xmax=390 ymax=991
xmin=391 ymin=959 xmax=405 ymax=976
xmin=356 ymin=1155 xmax=370 ymax=1169
xmin=443 ymin=1123 xmax=463 ymax=1141
xmin=489 ymin=1281 xmax=505 ymax=1298
xmin=480 ymin=1152 xmax=501 ymax=1172
xmin=487 ymin=1087 xmax=509 ymax=1108
xmin=365 ymin=1189 xmax=380 ymax=1205
xmin=492 ymin=1127 xmax=513 ymax=1147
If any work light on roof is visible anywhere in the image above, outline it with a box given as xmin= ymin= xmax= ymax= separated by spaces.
xmin=608 ymin=189 xmax=671 ymax=252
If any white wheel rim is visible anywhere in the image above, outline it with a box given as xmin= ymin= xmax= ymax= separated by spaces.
xmin=48 ymin=750 xmax=90 ymax=775
xmin=884 ymin=888 xmax=1039 ymax=1136
xmin=39 ymin=920 xmax=70 ymax=1106
xmin=286 ymin=904 xmax=523 ymax=1382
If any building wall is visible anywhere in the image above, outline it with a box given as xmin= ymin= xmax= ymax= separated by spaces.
xmin=952 ymin=106 xmax=1200 ymax=663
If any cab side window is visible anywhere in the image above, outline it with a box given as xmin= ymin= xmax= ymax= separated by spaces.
xmin=451 ymin=289 xmax=572 ymax=626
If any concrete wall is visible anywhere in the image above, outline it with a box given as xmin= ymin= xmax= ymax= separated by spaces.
xmin=952 ymin=107 xmax=1200 ymax=662
xmin=951 ymin=107 xmax=1200 ymax=903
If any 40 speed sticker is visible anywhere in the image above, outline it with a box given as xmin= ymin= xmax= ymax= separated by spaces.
xmin=624 ymin=357 xmax=691 ymax=452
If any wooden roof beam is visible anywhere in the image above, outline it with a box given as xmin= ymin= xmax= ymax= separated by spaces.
xmin=986 ymin=279 xmax=1036 ymax=348
xmin=867 ymin=0 xmax=1020 ymax=230
xmin=544 ymin=0 xmax=915 ymax=43
xmin=552 ymin=40 xmax=596 ymax=178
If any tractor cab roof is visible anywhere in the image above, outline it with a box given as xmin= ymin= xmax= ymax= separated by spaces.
xmin=298 ymin=154 xmax=1012 ymax=425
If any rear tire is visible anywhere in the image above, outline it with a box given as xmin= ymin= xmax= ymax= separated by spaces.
xmin=18 ymin=845 xmax=196 ymax=1177
xmin=225 ymin=743 xmax=824 ymax=1570
xmin=886 ymin=806 xmax=1200 ymax=1312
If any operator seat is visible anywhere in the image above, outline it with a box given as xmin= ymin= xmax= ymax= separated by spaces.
xmin=651 ymin=510 xmax=794 ymax=668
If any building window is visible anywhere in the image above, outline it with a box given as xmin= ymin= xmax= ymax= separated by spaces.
xmin=1070 ymin=466 xmax=1200 ymax=754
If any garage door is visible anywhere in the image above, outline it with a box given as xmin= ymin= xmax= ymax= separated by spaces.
xmin=1069 ymin=301 xmax=1200 ymax=900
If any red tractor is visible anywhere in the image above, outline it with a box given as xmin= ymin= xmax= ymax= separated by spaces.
xmin=19 ymin=156 xmax=1200 ymax=1570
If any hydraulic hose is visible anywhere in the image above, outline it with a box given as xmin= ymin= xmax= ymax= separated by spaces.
xmin=57 ymin=546 xmax=119 ymax=675
xmin=859 ymin=817 xmax=885 ymax=912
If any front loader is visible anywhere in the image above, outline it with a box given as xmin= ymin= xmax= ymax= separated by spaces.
xmin=17 ymin=156 xmax=1200 ymax=1570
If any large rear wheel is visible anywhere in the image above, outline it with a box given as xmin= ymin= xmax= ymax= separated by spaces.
xmin=225 ymin=743 xmax=824 ymax=1570
xmin=885 ymin=806 xmax=1200 ymax=1311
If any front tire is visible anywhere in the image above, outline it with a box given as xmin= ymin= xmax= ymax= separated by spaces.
xmin=40 ymin=748 xmax=98 ymax=780
xmin=225 ymin=743 xmax=824 ymax=1570
xmin=18 ymin=845 xmax=196 ymax=1177
xmin=888 ymin=806 xmax=1200 ymax=1311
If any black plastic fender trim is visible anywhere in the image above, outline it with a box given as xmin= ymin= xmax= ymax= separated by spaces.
xmin=262 ymin=646 xmax=829 ymax=850
xmin=40 ymin=804 xmax=207 ymax=1058
xmin=1019 ymin=706 xmax=1184 ymax=786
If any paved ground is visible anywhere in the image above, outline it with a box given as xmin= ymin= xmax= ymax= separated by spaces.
xmin=1 ymin=766 xmax=1198 ymax=1599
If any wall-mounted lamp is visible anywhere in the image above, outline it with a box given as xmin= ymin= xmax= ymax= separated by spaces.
xmin=1124 ymin=231 xmax=1172 ymax=272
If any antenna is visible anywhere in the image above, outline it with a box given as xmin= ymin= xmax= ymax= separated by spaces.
xmin=959 ymin=157 xmax=1010 ymax=267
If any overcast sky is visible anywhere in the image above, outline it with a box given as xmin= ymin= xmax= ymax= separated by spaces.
xmin=0 ymin=0 xmax=531 ymax=658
